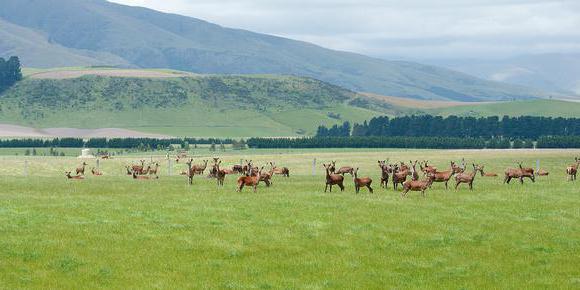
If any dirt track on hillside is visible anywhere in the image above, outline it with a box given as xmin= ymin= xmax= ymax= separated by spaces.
xmin=0 ymin=124 xmax=169 ymax=138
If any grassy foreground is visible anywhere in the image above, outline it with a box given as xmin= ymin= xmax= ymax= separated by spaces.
xmin=1 ymin=149 xmax=579 ymax=289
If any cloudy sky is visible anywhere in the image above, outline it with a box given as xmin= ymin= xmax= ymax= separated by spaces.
xmin=109 ymin=0 xmax=580 ymax=60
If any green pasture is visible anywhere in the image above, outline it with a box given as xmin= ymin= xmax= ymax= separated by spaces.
xmin=1 ymin=149 xmax=579 ymax=289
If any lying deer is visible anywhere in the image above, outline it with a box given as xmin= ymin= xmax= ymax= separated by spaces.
xmin=125 ymin=166 xmax=133 ymax=176
xmin=133 ymin=171 xmax=158 ymax=180
xmin=323 ymin=163 xmax=344 ymax=192
xmin=504 ymin=162 xmax=535 ymax=184
xmin=353 ymin=168 xmax=373 ymax=193
xmin=76 ymin=162 xmax=88 ymax=175
xmin=475 ymin=165 xmax=498 ymax=177
xmin=566 ymin=157 xmax=578 ymax=181
xmin=402 ymin=174 xmax=435 ymax=198
xmin=430 ymin=162 xmax=455 ymax=189
xmin=237 ymin=167 xmax=263 ymax=192
xmin=378 ymin=160 xmax=391 ymax=188
xmin=455 ymin=164 xmax=478 ymax=190
xmin=270 ymin=162 xmax=290 ymax=177
xmin=91 ymin=168 xmax=103 ymax=176
xmin=536 ymin=169 xmax=549 ymax=176
xmin=65 ymin=171 xmax=84 ymax=180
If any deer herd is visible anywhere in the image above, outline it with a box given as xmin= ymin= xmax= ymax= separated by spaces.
xmin=64 ymin=155 xmax=580 ymax=198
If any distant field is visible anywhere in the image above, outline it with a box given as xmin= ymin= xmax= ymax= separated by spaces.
xmin=1 ymin=148 xmax=579 ymax=288
xmin=428 ymin=99 xmax=580 ymax=118
xmin=361 ymin=92 xmax=491 ymax=109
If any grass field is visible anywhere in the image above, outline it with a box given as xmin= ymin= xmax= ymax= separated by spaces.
xmin=1 ymin=148 xmax=580 ymax=288
xmin=427 ymin=99 xmax=580 ymax=118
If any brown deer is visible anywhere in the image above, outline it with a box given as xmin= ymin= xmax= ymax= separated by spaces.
xmin=410 ymin=160 xmax=419 ymax=181
xmin=353 ymin=168 xmax=373 ymax=193
xmin=236 ymin=167 xmax=263 ymax=192
xmin=65 ymin=171 xmax=85 ymax=180
xmin=214 ymin=161 xmax=227 ymax=186
xmin=323 ymin=163 xmax=345 ymax=192
xmin=378 ymin=160 xmax=391 ymax=188
xmin=504 ymin=163 xmax=535 ymax=184
xmin=76 ymin=162 xmax=88 ymax=175
xmin=455 ymin=164 xmax=478 ymax=190
xmin=133 ymin=171 xmax=158 ymax=180
xmin=259 ymin=167 xmax=273 ymax=187
xmin=131 ymin=160 xmax=145 ymax=175
xmin=430 ymin=162 xmax=455 ymax=189
xmin=334 ymin=163 xmax=354 ymax=176
xmin=451 ymin=161 xmax=465 ymax=174
xmin=192 ymin=160 xmax=208 ymax=175
xmin=141 ymin=165 xmax=151 ymax=175
xmin=566 ymin=158 xmax=579 ymax=181
xmin=420 ymin=160 xmax=437 ymax=175
xmin=402 ymin=174 xmax=435 ymax=198
xmin=399 ymin=162 xmax=411 ymax=176
xmin=392 ymin=165 xmax=409 ymax=190
xmin=269 ymin=162 xmax=290 ymax=177
xmin=475 ymin=165 xmax=498 ymax=177
xmin=232 ymin=164 xmax=244 ymax=174
xmin=91 ymin=168 xmax=103 ymax=176
xmin=148 ymin=162 xmax=160 ymax=176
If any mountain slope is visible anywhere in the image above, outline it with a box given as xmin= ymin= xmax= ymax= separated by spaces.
xmin=0 ymin=0 xmax=550 ymax=101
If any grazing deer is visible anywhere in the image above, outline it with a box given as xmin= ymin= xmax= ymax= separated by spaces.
xmin=237 ymin=167 xmax=263 ymax=192
xmin=475 ymin=165 xmax=498 ymax=177
xmin=323 ymin=163 xmax=345 ymax=192
xmin=131 ymin=160 xmax=145 ymax=175
xmin=430 ymin=162 xmax=455 ymax=189
xmin=378 ymin=160 xmax=391 ymax=188
xmin=566 ymin=158 xmax=579 ymax=181
xmin=353 ymin=168 xmax=373 ymax=193
xmin=76 ymin=162 xmax=88 ymax=175
xmin=504 ymin=162 xmax=535 ymax=184
xmin=91 ymin=168 xmax=103 ymax=176
xmin=65 ymin=171 xmax=84 ymax=180
xmin=402 ymin=174 xmax=435 ymax=198
xmin=392 ymin=165 xmax=409 ymax=190
xmin=133 ymin=171 xmax=158 ymax=180
xmin=270 ymin=162 xmax=290 ymax=177
xmin=455 ymin=164 xmax=478 ymax=190
xmin=149 ymin=162 xmax=160 ymax=176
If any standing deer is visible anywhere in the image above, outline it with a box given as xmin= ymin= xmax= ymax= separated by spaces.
xmin=259 ymin=167 xmax=274 ymax=187
xmin=323 ymin=163 xmax=344 ymax=192
xmin=65 ymin=171 xmax=85 ymax=180
xmin=420 ymin=160 xmax=437 ymax=175
xmin=402 ymin=174 xmax=435 ymax=198
xmin=392 ymin=165 xmax=409 ymax=190
xmin=504 ymin=163 xmax=535 ymax=184
xmin=455 ymin=164 xmax=478 ymax=190
xmin=353 ymin=168 xmax=373 ymax=193
xmin=214 ymin=161 xmax=227 ymax=186
xmin=566 ymin=158 xmax=579 ymax=181
xmin=237 ymin=167 xmax=263 ymax=192
xmin=270 ymin=162 xmax=290 ymax=177
xmin=149 ymin=162 xmax=160 ymax=176
xmin=192 ymin=160 xmax=208 ymax=175
xmin=410 ymin=160 xmax=419 ymax=181
xmin=334 ymin=163 xmax=355 ymax=176
xmin=76 ymin=162 xmax=88 ymax=175
xmin=430 ymin=162 xmax=455 ymax=189
xmin=378 ymin=160 xmax=391 ymax=188
xmin=475 ymin=165 xmax=498 ymax=177
xmin=451 ymin=161 xmax=465 ymax=174
xmin=131 ymin=160 xmax=145 ymax=175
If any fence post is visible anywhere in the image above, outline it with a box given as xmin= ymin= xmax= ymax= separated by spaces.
xmin=96 ymin=159 xmax=100 ymax=170
xmin=312 ymin=158 xmax=316 ymax=176
xmin=536 ymin=159 xmax=540 ymax=172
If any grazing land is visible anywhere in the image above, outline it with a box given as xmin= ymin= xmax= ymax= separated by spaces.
xmin=1 ymin=148 xmax=579 ymax=288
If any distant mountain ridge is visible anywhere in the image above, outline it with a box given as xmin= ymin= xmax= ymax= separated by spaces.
xmin=0 ymin=0 xmax=551 ymax=101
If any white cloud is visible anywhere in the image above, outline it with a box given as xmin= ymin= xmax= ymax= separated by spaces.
xmin=108 ymin=0 xmax=580 ymax=59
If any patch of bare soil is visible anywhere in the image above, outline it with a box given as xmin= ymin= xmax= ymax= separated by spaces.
xmin=0 ymin=124 xmax=169 ymax=138
xmin=361 ymin=92 xmax=495 ymax=109
xmin=28 ymin=69 xmax=194 ymax=79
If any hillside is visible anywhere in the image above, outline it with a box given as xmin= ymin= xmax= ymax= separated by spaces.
xmin=0 ymin=70 xmax=395 ymax=137
xmin=426 ymin=99 xmax=580 ymax=118
xmin=0 ymin=0 xmax=551 ymax=101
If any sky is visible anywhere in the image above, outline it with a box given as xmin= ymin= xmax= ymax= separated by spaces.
xmin=109 ymin=0 xmax=580 ymax=60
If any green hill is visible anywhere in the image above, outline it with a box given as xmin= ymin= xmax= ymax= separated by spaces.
xmin=426 ymin=99 xmax=580 ymax=118
xmin=0 ymin=0 xmax=551 ymax=101
xmin=0 ymin=71 xmax=395 ymax=137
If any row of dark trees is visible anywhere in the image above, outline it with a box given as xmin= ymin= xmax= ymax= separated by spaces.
xmin=0 ymin=56 xmax=22 ymax=93
xmin=317 ymin=115 xmax=580 ymax=139
xmin=0 ymin=137 xmax=235 ymax=149
xmin=247 ymin=137 xmax=545 ymax=149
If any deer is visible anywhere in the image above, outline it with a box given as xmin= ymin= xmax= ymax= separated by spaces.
xmin=566 ymin=157 xmax=579 ymax=181
xmin=399 ymin=162 xmax=411 ymax=176
xmin=148 ymin=162 xmax=160 ymax=176
xmin=323 ymin=163 xmax=345 ymax=192
xmin=504 ymin=162 xmax=535 ymax=184
xmin=409 ymin=160 xmax=420 ymax=181
xmin=455 ymin=164 xmax=478 ymax=190
xmin=65 ymin=171 xmax=85 ymax=180
xmin=378 ymin=160 xmax=391 ymax=188
xmin=334 ymin=161 xmax=355 ymax=176
xmin=402 ymin=174 xmax=435 ymax=198
xmin=232 ymin=164 xmax=244 ymax=174
xmin=76 ymin=162 xmax=88 ymax=175
xmin=430 ymin=162 xmax=455 ymax=189
xmin=125 ymin=166 xmax=133 ymax=176
xmin=451 ymin=161 xmax=465 ymax=174
xmin=392 ymin=164 xmax=409 ymax=191
xmin=131 ymin=160 xmax=145 ymax=175
xmin=269 ymin=162 xmax=290 ymax=177
xmin=133 ymin=171 xmax=158 ymax=180
xmin=91 ymin=168 xmax=103 ymax=176
xmin=420 ymin=160 xmax=437 ymax=175
xmin=475 ymin=165 xmax=498 ymax=177
xmin=237 ymin=166 xmax=263 ymax=192
xmin=353 ymin=168 xmax=373 ymax=194
xmin=141 ymin=165 xmax=151 ymax=175
xmin=536 ymin=169 xmax=549 ymax=176
xmin=213 ymin=161 xmax=227 ymax=186
xmin=259 ymin=167 xmax=274 ymax=187
xmin=192 ymin=160 xmax=208 ymax=175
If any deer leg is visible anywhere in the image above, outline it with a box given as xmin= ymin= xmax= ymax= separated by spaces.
xmin=469 ymin=182 xmax=473 ymax=190
xmin=368 ymin=185 xmax=373 ymax=193
xmin=339 ymin=183 xmax=345 ymax=192
xmin=329 ymin=184 xmax=333 ymax=192
xmin=324 ymin=183 xmax=328 ymax=193
xmin=455 ymin=181 xmax=460 ymax=190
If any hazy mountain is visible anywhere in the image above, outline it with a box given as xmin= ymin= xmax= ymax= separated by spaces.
xmin=427 ymin=53 xmax=580 ymax=97
xmin=0 ymin=0 xmax=551 ymax=101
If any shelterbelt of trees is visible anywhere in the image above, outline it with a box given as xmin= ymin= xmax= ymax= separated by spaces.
xmin=0 ymin=56 xmax=22 ymax=93
xmin=317 ymin=115 xmax=580 ymax=139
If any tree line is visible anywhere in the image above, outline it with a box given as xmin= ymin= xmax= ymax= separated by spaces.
xmin=0 ymin=137 xmax=235 ymax=149
xmin=0 ymin=56 xmax=22 ymax=93
xmin=317 ymin=115 xmax=580 ymax=139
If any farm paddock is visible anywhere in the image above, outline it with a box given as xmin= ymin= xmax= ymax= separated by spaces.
xmin=0 ymin=148 xmax=579 ymax=289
